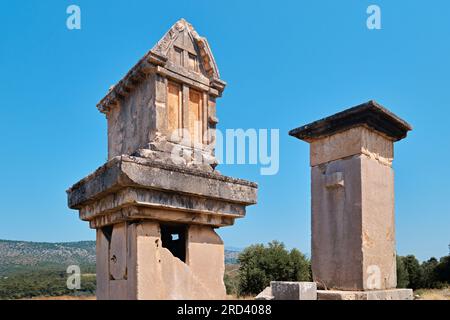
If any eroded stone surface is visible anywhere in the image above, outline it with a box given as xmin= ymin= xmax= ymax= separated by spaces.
xmin=109 ymin=223 xmax=127 ymax=281
xmin=271 ymin=282 xmax=317 ymax=300
xmin=310 ymin=126 xmax=394 ymax=167
xmin=317 ymin=289 xmax=413 ymax=300
xmin=255 ymin=287 xmax=274 ymax=300
xmin=96 ymin=229 xmax=110 ymax=300
xmin=97 ymin=221 xmax=226 ymax=300
xmin=361 ymin=154 xmax=397 ymax=290
xmin=311 ymin=152 xmax=396 ymax=291
xmin=187 ymin=225 xmax=226 ymax=299
xmin=68 ymin=156 xmax=256 ymax=208
xmin=67 ymin=156 xmax=257 ymax=228
xmin=311 ymin=155 xmax=364 ymax=290
xmin=289 ymin=100 xmax=412 ymax=142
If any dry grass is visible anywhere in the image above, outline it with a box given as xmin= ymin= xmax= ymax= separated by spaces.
xmin=25 ymin=295 xmax=251 ymax=301
xmin=226 ymin=294 xmax=255 ymax=300
xmin=22 ymin=287 xmax=450 ymax=300
xmin=415 ymin=288 xmax=450 ymax=300
xmin=22 ymin=295 xmax=96 ymax=300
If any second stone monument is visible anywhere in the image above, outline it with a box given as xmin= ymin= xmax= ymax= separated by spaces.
xmin=290 ymin=101 xmax=413 ymax=300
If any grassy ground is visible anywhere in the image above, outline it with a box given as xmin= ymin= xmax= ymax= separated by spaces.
xmin=27 ymin=295 xmax=253 ymax=300
xmin=21 ymin=288 xmax=450 ymax=300
xmin=23 ymin=295 xmax=96 ymax=300
xmin=414 ymin=288 xmax=450 ymax=300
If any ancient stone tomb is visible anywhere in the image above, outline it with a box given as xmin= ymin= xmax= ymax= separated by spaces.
xmin=290 ymin=101 xmax=414 ymax=300
xmin=67 ymin=19 xmax=257 ymax=300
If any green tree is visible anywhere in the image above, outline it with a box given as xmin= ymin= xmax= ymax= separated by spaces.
xmin=397 ymin=250 xmax=450 ymax=290
xmin=434 ymin=255 xmax=450 ymax=284
xmin=396 ymin=255 xmax=409 ymax=288
xmin=402 ymin=255 xmax=422 ymax=289
xmin=237 ymin=241 xmax=311 ymax=296
xmin=290 ymin=248 xmax=312 ymax=281
xmin=223 ymin=269 xmax=239 ymax=295
xmin=420 ymin=257 xmax=439 ymax=288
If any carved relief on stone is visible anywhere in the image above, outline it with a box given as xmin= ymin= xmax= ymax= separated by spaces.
xmin=151 ymin=19 xmax=220 ymax=79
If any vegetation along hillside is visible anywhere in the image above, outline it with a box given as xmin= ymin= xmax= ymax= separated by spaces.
xmin=0 ymin=239 xmax=240 ymax=299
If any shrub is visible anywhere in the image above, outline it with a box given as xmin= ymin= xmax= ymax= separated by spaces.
xmin=237 ymin=241 xmax=311 ymax=296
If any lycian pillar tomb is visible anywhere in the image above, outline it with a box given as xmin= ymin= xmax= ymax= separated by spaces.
xmin=290 ymin=101 xmax=413 ymax=299
xmin=67 ymin=19 xmax=257 ymax=300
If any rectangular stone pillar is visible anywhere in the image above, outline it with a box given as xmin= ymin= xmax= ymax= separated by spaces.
xmin=310 ymin=127 xmax=396 ymax=290
xmin=187 ymin=225 xmax=226 ymax=299
xmin=290 ymin=101 xmax=413 ymax=295
xmin=91 ymin=219 xmax=231 ymax=300
xmin=96 ymin=229 xmax=110 ymax=300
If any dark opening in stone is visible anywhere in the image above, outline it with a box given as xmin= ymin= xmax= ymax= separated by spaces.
xmin=102 ymin=225 xmax=113 ymax=243
xmin=160 ymin=224 xmax=187 ymax=262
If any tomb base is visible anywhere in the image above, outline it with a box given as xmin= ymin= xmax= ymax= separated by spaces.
xmin=317 ymin=289 xmax=413 ymax=300
xmin=67 ymin=155 xmax=257 ymax=300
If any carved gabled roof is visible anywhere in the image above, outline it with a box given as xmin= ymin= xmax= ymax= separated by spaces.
xmin=97 ymin=19 xmax=225 ymax=114
xmin=152 ymin=19 xmax=221 ymax=79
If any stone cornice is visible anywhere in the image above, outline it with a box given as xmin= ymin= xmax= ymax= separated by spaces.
xmin=289 ymin=100 xmax=413 ymax=142
xmin=67 ymin=155 xmax=258 ymax=210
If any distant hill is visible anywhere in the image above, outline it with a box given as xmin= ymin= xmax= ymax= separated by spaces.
xmin=0 ymin=240 xmax=96 ymax=276
xmin=0 ymin=240 xmax=96 ymax=299
xmin=0 ymin=239 xmax=241 ymax=299
xmin=0 ymin=239 xmax=241 ymax=276
xmin=224 ymin=249 xmax=240 ymax=265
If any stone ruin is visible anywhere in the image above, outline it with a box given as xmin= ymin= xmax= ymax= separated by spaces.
xmin=67 ymin=19 xmax=257 ymax=300
xmin=289 ymin=101 xmax=414 ymax=300
xmin=68 ymin=19 xmax=415 ymax=301
xmin=255 ymin=102 xmax=414 ymax=301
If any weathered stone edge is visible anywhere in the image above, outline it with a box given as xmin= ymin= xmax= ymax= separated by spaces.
xmin=289 ymin=100 xmax=413 ymax=142
xmin=317 ymin=289 xmax=414 ymax=300
xmin=67 ymin=155 xmax=258 ymax=209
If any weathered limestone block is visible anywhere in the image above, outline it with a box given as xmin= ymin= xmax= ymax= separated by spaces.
xmin=96 ymin=229 xmax=110 ymax=300
xmin=130 ymin=222 xmax=225 ymax=299
xmin=311 ymin=155 xmax=364 ymax=290
xmin=317 ymin=289 xmax=413 ymax=300
xmin=109 ymin=280 xmax=128 ymax=300
xmin=127 ymin=221 xmax=164 ymax=300
xmin=187 ymin=225 xmax=226 ymax=299
xmin=159 ymin=248 xmax=213 ymax=300
xmin=271 ymin=282 xmax=317 ymax=300
xmin=361 ymin=155 xmax=397 ymax=290
xmin=68 ymin=155 xmax=257 ymax=229
xmin=255 ymin=287 xmax=274 ymax=300
xmin=109 ymin=223 xmax=127 ymax=281
xmin=94 ymin=221 xmax=232 ymax=300
xmin=310 ymin=152 xmax=396 ymax=290
xmin=290 ymin=101 xmax=412 ymax=292
xmin=309 ymin=126 xmax=394 ymax=167
xmin=107 ymin=73 xmax=157 ymax=159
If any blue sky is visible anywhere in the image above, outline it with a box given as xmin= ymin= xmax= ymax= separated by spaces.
xmin=0 ymin=0 xmax=449 ymax=261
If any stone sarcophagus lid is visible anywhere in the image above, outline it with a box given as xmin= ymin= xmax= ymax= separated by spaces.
xmin=67 ymin=19 xmax=257 ymax=300
xmin=290 ymin=101 xmax=412 ymax=296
